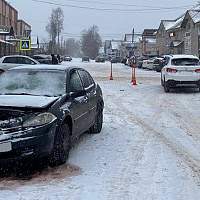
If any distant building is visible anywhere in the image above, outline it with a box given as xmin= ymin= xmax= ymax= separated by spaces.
xmin=0 ymin=0 xmax=18 ymax=56
xmin=122 ymin=33 xmax=142 ymax=57
xmin=142 ymin=29 xmax=158 ymax=57
xmin=104 ymin=40 xmax=112 ymax=58
xmin=104 ymin=40 xmax=121 ymax=59
xmin=157 ymin=9 xmax=200 ymax=57
xmin=17 ymin=19 xmax=31 ymax=38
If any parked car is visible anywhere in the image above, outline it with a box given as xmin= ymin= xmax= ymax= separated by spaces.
xmin=121 ymin=57 xmax=128 ymax=65
xmin=82 ymin=56 xmax=90 ymax=62
xmin=161 ymin=55 xmax=200 ymax=92
xmin=0 ymin=55 xmax=39 ymax=70
xmin=111 ymin=57 xmax=121 ymax=63
xmin=64 ymin=56 xmax=72 ymax=62
xmin=142 ymin=58 xmax=156 ymax=70
xmin=0 ymin=65 xmax=104 ymax=166
xmin=32 ymin=54 xmax=52 ymax=64
xmin=136 ymin=57 xmax=147 ymax=68
xmin=153 ymin=57 xmax=165 ymax=72
xmin=95 ymin=56 xmax=105 ymax=63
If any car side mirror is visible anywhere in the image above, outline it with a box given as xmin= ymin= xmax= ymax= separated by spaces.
xmin=70 ymin=90 xmax=86 ymax=98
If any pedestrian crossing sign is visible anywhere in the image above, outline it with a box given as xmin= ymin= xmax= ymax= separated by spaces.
xmin=20 ymin=40 xmax=31 ymax=51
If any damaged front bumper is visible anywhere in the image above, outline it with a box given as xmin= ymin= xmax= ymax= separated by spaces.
xmin=0 ymin=122 xmax=57 ymax=162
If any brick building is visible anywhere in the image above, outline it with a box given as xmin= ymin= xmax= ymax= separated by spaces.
xmin=0 ymin=0 xmax=32 ymax=56
xmin=17 ymin=19 xmax=31 ymax=38
xmin=0 ymin=0 xmax=18 ymax=56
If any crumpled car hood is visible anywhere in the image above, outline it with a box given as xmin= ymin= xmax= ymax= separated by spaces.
xmin=0 ymin=95 xmax=59 ymax=108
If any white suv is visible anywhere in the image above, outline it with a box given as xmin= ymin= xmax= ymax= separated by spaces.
xmin=0 ymin=55 xmax=39 ymax=70
xmin=161 ymin=55 xmax=200 ymax=92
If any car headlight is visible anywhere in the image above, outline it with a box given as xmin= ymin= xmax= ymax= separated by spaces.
xmin=23 ymin=112 xmax=57 ymax=128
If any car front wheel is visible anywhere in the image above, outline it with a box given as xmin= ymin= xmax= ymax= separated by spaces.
xmin=49 ymin=123 xmax=71 ymax=167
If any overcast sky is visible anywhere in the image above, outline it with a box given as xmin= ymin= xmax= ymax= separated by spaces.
xmin=8 ymin=0 xmax=198 ymax=41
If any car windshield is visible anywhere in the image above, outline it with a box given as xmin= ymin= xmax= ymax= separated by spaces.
xmin=172 ymin=58 xmax=199 ymax=66
xmin=0 ymin=70 xmax=66 ymax=97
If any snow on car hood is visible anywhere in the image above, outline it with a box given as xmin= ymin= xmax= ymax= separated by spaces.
xmin=0 ymin=95 xmax=59 ymax=108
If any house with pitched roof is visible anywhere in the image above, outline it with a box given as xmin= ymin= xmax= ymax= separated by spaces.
xmin=157 ymin=9 xmax=200 ymax=57
xmin=142 ymin=29 xmax=158 ymax=57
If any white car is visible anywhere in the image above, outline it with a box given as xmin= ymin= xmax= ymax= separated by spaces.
xmin=161 ymin=55 xmax=200 ymax=92
xmin=142 ymin=58 xmax=155 ymax=70
xmin=0 ymin=55 xmax=39 ymax=70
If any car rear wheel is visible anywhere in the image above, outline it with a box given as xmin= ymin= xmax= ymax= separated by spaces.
xmin=164 ymin=80 xmax=170 ymax=93
xmin=90 ymin=106 xmax=103 ymax=134
xmin=49 ymin=123 xmax=71 ymax=167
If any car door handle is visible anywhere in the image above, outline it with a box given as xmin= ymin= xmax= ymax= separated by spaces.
xmin=78 ymin=96 xmax=88 ymax=104
xmin=82 ymin=96 xmax=89 ymax=103
xmin=74 ymin=96 xmax=88 ymax=104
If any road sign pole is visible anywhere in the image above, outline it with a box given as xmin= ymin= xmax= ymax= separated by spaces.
xmin=131 ymin=64 xmax=137 ymax=86
xmin=110 ymin=61 xmax=113 ymax=80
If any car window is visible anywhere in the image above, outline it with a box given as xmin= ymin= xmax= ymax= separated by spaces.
xmin=171 ymin=58 xmax=199 ymax=66
xmin=70 ymin=71 xmax=83 ymax=92
xmin=2 ymin=57 xmax=17 ymax=63
xmin=17 ymin=57 xmax=35 ymax=65
xmin=78 ymin=70 xmax=94 ymax=89
xmin=33 ymin=56 xmax=42 ymax=60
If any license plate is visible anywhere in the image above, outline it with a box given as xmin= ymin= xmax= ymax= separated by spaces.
xmin=0 ymin=142 xmax=12 ymax=152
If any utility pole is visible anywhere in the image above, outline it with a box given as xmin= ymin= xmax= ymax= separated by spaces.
xmin=132 ymin=28 xmax=134 ymax=44
xmin=132 ymin=27 xmax=135 ymax=57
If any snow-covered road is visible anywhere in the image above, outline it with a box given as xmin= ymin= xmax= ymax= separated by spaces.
xmin=1 ymin=59 xmax=200 ymax=200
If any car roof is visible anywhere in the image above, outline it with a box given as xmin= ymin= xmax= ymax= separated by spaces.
xmin=1 ymin=55 xmax=33 ymax=59
xmin=168 ymin=55 xmax=199 ymax=59
xmin=33 ymin=54 xmax=51 ymax=58
xmin=8 ymin=64 xmax=80 ymax=72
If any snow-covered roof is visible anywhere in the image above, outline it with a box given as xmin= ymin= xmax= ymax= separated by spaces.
xmin=169 ymin=14 xmax=185 ymax=30
xmin=163 ymin=10 xmax=200 ymax=32
xmin=146 ymin=38 xmax=156 ymax=43
xmin=188 ymin=10 xmax=200 ymax=24
xmin=169 ymin=54 xmax=199 ymax=59
xmin=162 ymin=20 xmax=176 ymax=31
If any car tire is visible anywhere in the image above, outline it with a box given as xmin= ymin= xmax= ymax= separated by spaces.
xmin=164 ymin=80 xmax=170 ymax=93
xmin=49 ymin=123 xmax=71 ymax=167
xmin=90 ymin=106 xmax=103 ymax=134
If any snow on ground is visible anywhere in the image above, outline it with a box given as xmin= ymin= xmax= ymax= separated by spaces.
xmin=0 ymin=59 xmax=200 ymax=199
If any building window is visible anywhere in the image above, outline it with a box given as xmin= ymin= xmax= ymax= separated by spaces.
xmin=169 ymin=32 xmax=175 ymax=37
xmin=185 ymin=32 xmax=191 ymax=37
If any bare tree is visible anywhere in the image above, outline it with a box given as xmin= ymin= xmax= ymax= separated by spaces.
xmin=81 ymin=25 xmax=102 ymax=59
xmin=63 ymin=38 xmax=81 ymax=57
xmin=46 ymin=7 xmax=64 ymax=53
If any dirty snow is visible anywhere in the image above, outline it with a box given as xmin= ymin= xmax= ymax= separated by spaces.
xmin=0 ymin=59 xmax=200 ymax=199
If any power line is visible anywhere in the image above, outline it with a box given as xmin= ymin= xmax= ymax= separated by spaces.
xmin=38 ymin=0 xmax=192 ymax=9
xmin=31 ymin=0 xmax=190 ymax=12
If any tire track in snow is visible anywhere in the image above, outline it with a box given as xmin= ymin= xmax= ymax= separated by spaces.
xmin=114 ymin=97 xmax=200 ymax=184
